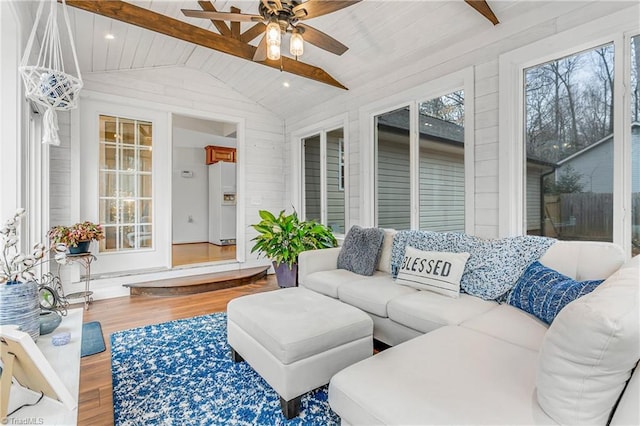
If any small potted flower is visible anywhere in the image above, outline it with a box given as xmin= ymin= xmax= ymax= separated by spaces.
xmin=1 ymin=208 xmax=68 ymax=340
xmin=48 ymin=221 xmax=105 ymax=254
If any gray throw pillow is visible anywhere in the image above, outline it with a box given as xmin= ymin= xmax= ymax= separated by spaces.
xmin=337 ymin=225 xmax=385 ymax=276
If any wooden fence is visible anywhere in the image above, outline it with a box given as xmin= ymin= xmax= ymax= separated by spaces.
xmin=543 ymin=193 xmax=640 ymax=243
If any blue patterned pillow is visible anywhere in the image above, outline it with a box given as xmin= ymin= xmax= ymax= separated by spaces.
xmin=507 ymin=261 xmax=604 ymax=324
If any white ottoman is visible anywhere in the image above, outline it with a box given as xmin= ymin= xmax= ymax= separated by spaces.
xmin=227 ymin=287 xmax=373 ymax=419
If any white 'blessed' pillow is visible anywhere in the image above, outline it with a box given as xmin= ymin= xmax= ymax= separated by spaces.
xmin=395 ymin=246 xmax=470 ymax=298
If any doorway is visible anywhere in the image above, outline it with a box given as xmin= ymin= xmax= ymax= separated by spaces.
xmin=171 ymin=114 xmax=238 ymax=267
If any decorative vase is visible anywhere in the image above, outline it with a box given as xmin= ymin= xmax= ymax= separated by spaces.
xmin=0 ymin=281 xmax=41 ymax=341
xmin=273 ymin=261 xmax=298 ymax=288
xmin=69 ymin=240 xmax=91 ymax=254
xmin=39 ymin=310 xmax=62 ymax=335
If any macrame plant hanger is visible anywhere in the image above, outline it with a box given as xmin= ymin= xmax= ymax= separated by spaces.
xmin=19 ymin=0 xmax=83 ymax=146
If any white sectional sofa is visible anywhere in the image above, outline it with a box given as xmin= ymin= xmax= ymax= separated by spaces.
xmin=298 ymin=232 xmax=639 ymax=425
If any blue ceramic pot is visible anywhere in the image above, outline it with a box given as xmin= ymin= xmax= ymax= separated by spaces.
xmin=69 ymin=240 xmax=91 ymax=254
xmin=0 ymin=281 xmax=40 ymax=341
xmin=39 ymin=310 xmax=62 ymax=335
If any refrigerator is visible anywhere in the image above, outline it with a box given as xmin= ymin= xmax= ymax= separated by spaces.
xmin=208 ymin=161 xmax=236 ymax=245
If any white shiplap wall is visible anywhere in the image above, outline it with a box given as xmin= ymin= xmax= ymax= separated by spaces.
xmin=48 ymin=66 xmax=284 ymax=299
xmin=283 ymin=2 xmax=631 ymax=239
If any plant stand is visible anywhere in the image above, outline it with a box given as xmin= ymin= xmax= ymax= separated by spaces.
xmin=59 ymin=253 xmax=96 ymax=310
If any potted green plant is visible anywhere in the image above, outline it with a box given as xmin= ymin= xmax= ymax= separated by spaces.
xmin=48 ymin=221 xmax=105 ymax=254
xmin=250 ymin=209 xmax=337 ymax=287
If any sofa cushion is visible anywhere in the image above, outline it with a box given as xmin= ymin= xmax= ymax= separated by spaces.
xmin=396 ymin=246 xmax=469 ymax=298
xmin=376 ymin=229 xmax=396 ymax=274
xmin=302 ymin=269 xmax=383 ymax=298
xmin=338 ymin=276 xmax=416 ymax=318
xmin=540 ymin=240 xmax=626 ymax=281
xmin=537 ymin=259 xmax=640 ymax=425
xmin=329 ymin=326 xmax=555 ymax=425
xmin=507 ymin=261 xmax=603 ymax=324
xmin=338 ymin=226 xmax=385 ymax=276
xmin=461 ymin=304 xmax=549 ymax=351
xmin=390 ymin=230 xmax=555 ymax=300
xmin=387 ymin=290 xmax=497 ymax=333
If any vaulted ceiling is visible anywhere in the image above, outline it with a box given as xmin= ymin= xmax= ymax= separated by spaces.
xmin=21 ymin=1 xmax=628 ymax=118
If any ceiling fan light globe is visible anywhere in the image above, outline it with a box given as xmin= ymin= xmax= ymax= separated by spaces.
xmin=266 ymin=21 xmax=281 ymax=44
xmin=290 ymin=31 xmax=304 ymax=57
xmin=267 ymin=43 xmax=281 ymax=60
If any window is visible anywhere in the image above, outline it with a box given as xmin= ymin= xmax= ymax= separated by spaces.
xmin=303 ymin=134 xmax=321 ymax=223
xmin=338 ymin=137 xmax=345 ymax=191
xmin=98 ymin=115 xmax=153 ymax=252
xmin=375 ymin=107 xmax=411 ymax=230
xmin=499 ymin=9 xmax=639 ymax=257
xmin=632 ymin=34 xmax=640 ymax=256
xmin=374 ymin=90 xmax=467 ymax=232
xmin=419 ymin=91 xmax=465 ymax=232
xmin=525 ymin=44 xmax=614 ymax=242
xmin=301 ymin=127 xmax=346 ymax=234
xmin=326 ymin=129 xmax=345 ymax=233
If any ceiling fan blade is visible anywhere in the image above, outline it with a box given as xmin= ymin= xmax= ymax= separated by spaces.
xmin=182 ymin=9 xmax=263 ymax=22
xmin=297 ymin=23 xmax=348 ymax=56
xmin=253 ymin=34 xmax=268 ymax=61
xmin=464 ymin=0 xmax=499 ymax=25
xmin=293 ymin=0 xmax=361 ymax=20
xmin=261 ymin=0 xmax=282 ymax=13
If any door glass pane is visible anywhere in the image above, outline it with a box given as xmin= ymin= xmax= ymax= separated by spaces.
xmin=100 ymin=145 xmax=116 ymax=169
xmin=99 ymin=115 xmax=153 ymax=252
xmin=99 ymin=199 xmax=118 ymax=224
xmin=376 ymin=107 xmax=410 ymax=230
xmin=120 ymin=119 xmax=135 ymax=145
xmin=100 ymin=226 xmax=118 ymax=251
xmin=304 ymin=134 xmax=321 ymax=222
xmin=525 ymin=43 xmax=614 ymax=242
xmin=139 ymin=174 xmax=152 ymax=198
xmin=140 ymin=148 xmax=152 ymax=172
xmin=119 ymin=173 xmax=135 ymax=196
xmin=326 ymin=128 xmax=345 ymax=234
xmin=138 ymin=123 xmax=152 ymax=146
xmin=418 ymin=90 xmax=465 ymax=232
xmin=632 ymin=35 xmax=640 ymax=256
xmin=100 ymin=172 xmax=117 ymax=198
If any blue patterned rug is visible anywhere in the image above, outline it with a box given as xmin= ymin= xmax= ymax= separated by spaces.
xmin=111 ymin=313 xmax=339 ymax=425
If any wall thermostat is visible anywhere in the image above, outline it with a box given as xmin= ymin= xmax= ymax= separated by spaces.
xmin=181 ymin=170 xmax=193 ymax=178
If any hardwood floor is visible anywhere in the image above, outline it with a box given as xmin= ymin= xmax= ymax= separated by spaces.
xmin=77 ymin=275 xmax=279 ymax=425
xmin=172 ymin=243 xmax=236 ymax=267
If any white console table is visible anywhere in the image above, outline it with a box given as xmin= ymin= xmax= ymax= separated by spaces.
xmin=6 ymin=308 xmax=83 ymax=425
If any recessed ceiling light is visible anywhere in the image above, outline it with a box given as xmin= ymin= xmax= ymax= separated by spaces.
xmin=105 ymin=34 xmax=115 ymax=40
xmin=283 ymin=82 xmax=290 ymax=88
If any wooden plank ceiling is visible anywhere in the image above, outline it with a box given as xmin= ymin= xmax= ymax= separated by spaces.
xmin=45 ymin=0 xmax=535 ymax=118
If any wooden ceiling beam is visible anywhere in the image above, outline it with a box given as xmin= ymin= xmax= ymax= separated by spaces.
xmin=241 ymin=23 xmax=267 ymax=44
xmin=64 ymin=1 xmax=347 ymax=90
xmin=230 ymin=6 xmax=242 ymax=40
xmin=197 ymin=1 xmax=231 ymax=37
xmin=464 ymin=0 xmax=499 ymax=25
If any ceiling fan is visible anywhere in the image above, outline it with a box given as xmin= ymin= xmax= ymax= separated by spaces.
xmin=182 ymin=0 xmax=361 ymax=61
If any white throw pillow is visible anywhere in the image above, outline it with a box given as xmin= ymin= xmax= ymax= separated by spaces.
xmin=395 ymin=246 xmax=469 ymax=298
xmin=536 ymin=259 xmax=640 ymax=425
xmin=377 ymin=229 xmax=397 ymax=274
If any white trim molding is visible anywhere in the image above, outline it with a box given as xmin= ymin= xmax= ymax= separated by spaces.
xmin=498 ymin=5 xmax=639 ymax=258
xmin=291 ymin=113 xmax=349 ymax=233
xmin=359 ymin=67 xmax=476 ymax=233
